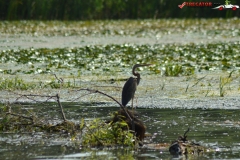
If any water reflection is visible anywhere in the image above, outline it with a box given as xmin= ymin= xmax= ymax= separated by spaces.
xmin=1 ymin=104 xmax=240 ymax=159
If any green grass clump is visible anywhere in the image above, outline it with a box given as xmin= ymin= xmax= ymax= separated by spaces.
xmin=0 ymin=76 xmax=78 ymax=90
xmin=164 ymin=64 xmax=194 ymax=76
xmin=219 ymin=76 xmax=232 ymax=97
xmin=82 ymin=118 xmax=135 ymax=147
xmin=0 ymin=77 xmax=36 ymax=90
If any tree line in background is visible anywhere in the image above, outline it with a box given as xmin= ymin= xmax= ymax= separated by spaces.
xmin=0 ymin=0 xmax=239 ymax=20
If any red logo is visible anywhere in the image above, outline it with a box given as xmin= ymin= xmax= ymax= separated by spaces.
xmin=178 ymin=2 xmax=186 ymax=8
xmin=178 ymin=2 xmax=213 ymax=8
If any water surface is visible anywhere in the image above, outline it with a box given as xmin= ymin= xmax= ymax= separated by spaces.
xmin=1 ymin=104 xmax=240 ymax=159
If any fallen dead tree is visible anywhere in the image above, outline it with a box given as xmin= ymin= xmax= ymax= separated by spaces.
xmin=0 ymin=88 xmax=146 ymax=148
xmin=1 ymin=94 xmax=78 ymax=134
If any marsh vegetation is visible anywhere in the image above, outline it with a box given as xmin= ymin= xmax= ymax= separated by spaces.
xmin=0 ymin=19 xmax=240 ymax=159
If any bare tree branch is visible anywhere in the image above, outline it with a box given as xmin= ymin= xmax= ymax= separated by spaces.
xmin=14 ymin=93 xmax=67 ymax=122
xmin=6 ymin=112 xmax=33 ymax=121
xmin=76 ymin=88 xmax=133 ymax=122
xmin=15 ymin=93 xmax=57 ymax=103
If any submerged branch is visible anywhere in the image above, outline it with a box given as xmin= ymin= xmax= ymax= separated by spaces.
xmin=56 ymin=94 xmax=67 ymax=122
xmin=6 ymin=112 xmax=33 ymax=121
xmin=15 ymin=93 xmax=57 ymax=103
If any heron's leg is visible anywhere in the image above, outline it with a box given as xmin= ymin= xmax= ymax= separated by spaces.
xmin=131 ymin=97 xmax=134 ymax=110
xmin=132 ymin=96 xmax=137 ymax=111
xmin=135 ymin=97 xmax=138 ymax=109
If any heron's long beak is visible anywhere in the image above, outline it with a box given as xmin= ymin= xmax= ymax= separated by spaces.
xmin=134 ymin=64 xmax=152 ymax=68
xmin=140 ymin=64 xmax=152 ymax=67
xmin=132 ymin=64 xmax=152 ymax=75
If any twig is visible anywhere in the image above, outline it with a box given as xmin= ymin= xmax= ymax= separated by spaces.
xmin=161 ymin=83 xmax=165 ymax=90
xmin=68 ymin=92 xmax=94 ymax=102
xmin=56 ymin=94 xmax=67 ymax=122
xmin=6 ymin=112 xmax=33 ymax=121
xmin=15 ymin=93 xmax=56 ymax=103
xmin=205 ymin=88 xmax=210 ymax=97
xmin=228 ymin=70 xmax=235 ymax=78
xmin=179 ymin=127 xmax=190 ymax=142
xmin=76 ymin=88 xmax=133 ymax=122
xmin=93 ymin=85 xmax=122 ymax=89
xmin=183 ymin=127 xmax=190 ymax=138
xmin=185 ymin=84 xmax=189 ymax=93
xmin=14 ymin=93 xmax=67 ymax=122
xmin=192 ymin=75 xmax=207 ymax=87
xmin=53 ymin=74 xmax=64 ymax=83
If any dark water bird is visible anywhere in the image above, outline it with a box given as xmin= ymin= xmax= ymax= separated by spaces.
xmin=121 ymin=64 xmax=151 ymax=107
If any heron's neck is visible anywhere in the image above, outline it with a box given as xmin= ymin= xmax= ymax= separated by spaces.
xmin=133 ymin=72 xmax=140 ymax=85
xmin=132 ymin=65 xmax=141 ymax=85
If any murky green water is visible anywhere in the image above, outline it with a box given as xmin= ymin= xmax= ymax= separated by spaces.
xmin=1 ymin=103 xmax=240 ymax=159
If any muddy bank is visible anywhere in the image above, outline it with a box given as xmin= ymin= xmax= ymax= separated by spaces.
xmin=1 ymin=71 xmax=240 ymax=109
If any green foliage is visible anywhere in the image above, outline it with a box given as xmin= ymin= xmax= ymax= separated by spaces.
xmin=164 ymin=64 xmax=195 ymax=77
xmin=1 ymin=19 xmax=239 ymax=37
xmin=164 ymin=64 xmax=183 ymax=76
xmin=1 ymin=41 xmax=240 ymax=78
xmin=0 ymin=76 xmax=77 ymax=90
xmin=0 ymin=77 xmax=36 ymax=90
xmin=0 ymin=0 xmax=239 ymax=20
xmin=82 ymin=118 xmax=135 ymax=147
xmin=219 ymin=76 xmax=232 ymax=97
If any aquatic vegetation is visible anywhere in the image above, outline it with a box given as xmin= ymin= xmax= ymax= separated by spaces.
xmin=82 ymin=118 xmax=135 ymax=147
xmin=0 ymin=76 xmax=77 ymax=90
xmin=0 ymin=42 xmax=239 ymax=78
xmin=0 ymin=19 xmax=240 ymax=159
xmin=164 ymin=64 xmax=184 ymax=76
xmin=0 ymin=77 xmax=36 ymax=90
xmin=219 ymin=76 xmax=232 ymax=97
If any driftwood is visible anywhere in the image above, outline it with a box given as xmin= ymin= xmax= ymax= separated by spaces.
xmin=169 ymin=128 xmax=204 ymax=157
